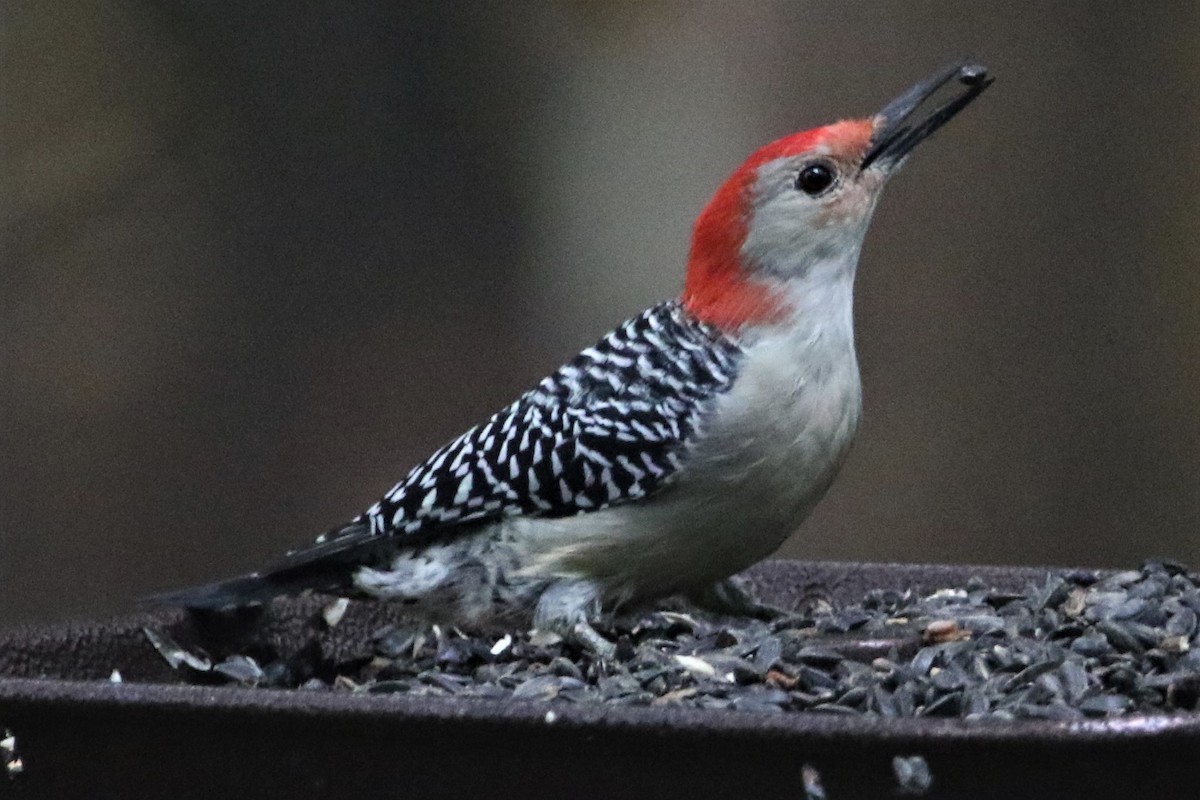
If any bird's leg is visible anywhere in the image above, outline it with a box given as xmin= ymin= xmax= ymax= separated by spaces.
xmin=687 ymin=577 xmax=784 ymax=621
xmin=533 ymin=579 xmax=615 ymax=658
xmin=570 ymin=620 xmax=617 ymax=658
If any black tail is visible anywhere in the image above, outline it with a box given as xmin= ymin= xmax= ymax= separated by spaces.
xmin=143 ymin=524 xmax=392 ymax=610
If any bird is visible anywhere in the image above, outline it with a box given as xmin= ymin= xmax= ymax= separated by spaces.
xmin=150 ymin=62 xmax=993 ymax=653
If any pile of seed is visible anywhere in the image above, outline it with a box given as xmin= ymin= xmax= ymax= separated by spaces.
xmin=146 ymin=560 xmax=1200 ymax=720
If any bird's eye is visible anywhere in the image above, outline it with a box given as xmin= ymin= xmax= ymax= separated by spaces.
xmin=795 ymin=163 xmax=836 ymax=196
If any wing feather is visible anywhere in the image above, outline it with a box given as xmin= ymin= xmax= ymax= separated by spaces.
xmin=338 ymin=301 xmax=743 ymax=544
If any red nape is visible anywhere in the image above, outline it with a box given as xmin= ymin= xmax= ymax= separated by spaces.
xmin=681 ymin=170 xmax=787 ymax=331
xmin=681 ymin=121 xmax=873 ymax=331
xmin=682 ymin=206 xmax=787 ymax=332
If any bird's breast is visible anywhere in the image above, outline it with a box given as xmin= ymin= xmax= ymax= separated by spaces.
xmin=691 ymin=325 xmax=862 ymax=524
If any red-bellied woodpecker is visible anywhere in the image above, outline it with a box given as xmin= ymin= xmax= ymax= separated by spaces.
xmin=151 ymin=62 xmax=992 ymax=652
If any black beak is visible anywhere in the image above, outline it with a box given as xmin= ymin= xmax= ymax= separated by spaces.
xmin=860 ymin=61 xmax=993 ymax=171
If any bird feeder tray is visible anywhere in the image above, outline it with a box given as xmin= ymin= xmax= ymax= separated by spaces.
xmin=0 ymin=559 xmax=1195 ymax=800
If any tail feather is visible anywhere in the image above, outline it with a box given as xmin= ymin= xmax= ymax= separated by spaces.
xmin=143 ymin=523 xmax=392 ymax=610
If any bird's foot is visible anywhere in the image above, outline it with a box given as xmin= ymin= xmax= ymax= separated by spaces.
xmin=571 ymin=620 xmax=616 ymax=659
xmin=534 ymin=578 xmax=615 ymax=658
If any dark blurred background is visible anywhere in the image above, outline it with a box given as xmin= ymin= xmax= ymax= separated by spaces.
xmin=3 ymin=3 xmax=1199 ymax=624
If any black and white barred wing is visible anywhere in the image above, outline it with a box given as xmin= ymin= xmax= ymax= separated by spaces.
xmin=358 ymin=302 xmax=744 ymax=540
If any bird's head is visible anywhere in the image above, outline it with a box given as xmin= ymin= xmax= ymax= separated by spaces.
xmin=683 ymin=62 xmax=992 ymax=332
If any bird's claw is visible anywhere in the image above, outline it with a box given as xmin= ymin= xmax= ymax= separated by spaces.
xmin=572 ymin=621 xmax=616 ymax=659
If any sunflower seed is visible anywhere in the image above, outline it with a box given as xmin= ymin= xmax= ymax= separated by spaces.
xmin=893 ymin=755 xmax=932 ymax=795
xmin=143 ymin=628 xmax=212 ymax=672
